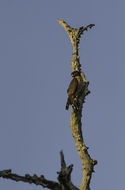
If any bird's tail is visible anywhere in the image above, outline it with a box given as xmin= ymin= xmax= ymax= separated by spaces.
xmin=65 ymin=101 xmax=69 ymax=110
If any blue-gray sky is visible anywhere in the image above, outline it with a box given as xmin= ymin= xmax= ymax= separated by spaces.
xmin=0 ymin=0 xmax=124 ymax=190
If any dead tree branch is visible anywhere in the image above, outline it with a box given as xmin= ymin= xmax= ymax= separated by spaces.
xmin=0 ymin=169 xmax=59 ymax=190
xmin=0 ymin=151 xmax=79 ymax=190
xmin=0 ymin=19 xmax=97 ymax=190
xmin=57 ymin=18 xmax=97 ymax=190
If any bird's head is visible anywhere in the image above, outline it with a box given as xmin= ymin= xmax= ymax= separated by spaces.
xmin=71 ymin=71 xmax=80 ymax=77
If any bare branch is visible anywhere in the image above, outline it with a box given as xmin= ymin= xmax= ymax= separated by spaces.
xmin=0 ymin=19 xmax=97 ymax=190
xmin=57 ymin=19 xmax=97 ymax=190
xmin=0 ymin=152 xmax=80 ymax=190
xmin=57 ymin=151 xmax=79 ymax=190
xmin=60 ymin=151 xmax=66 ymax=170
xmin=0 ymin=169 xmax=59 ymax=190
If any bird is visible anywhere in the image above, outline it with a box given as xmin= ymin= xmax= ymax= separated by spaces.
xmin=65 ymin=71 xmax=83 ymax=110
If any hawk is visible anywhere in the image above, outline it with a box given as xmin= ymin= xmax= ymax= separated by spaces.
xmin=65 ymin=71 xmax=84 ymax=110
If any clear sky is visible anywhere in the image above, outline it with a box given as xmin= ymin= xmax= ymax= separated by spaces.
xmin=0 ymin=0 xmax=124 ymax=190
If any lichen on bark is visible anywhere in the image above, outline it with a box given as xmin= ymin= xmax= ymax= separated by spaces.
xmin=0 ymin=18 xmax=97 ymax=190
xmin=57 ymin=18 xmax=97 ymax=190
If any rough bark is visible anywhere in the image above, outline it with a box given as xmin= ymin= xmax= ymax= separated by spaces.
xmin=0 ymin=19 xmax=97 ymax=190
xmin=0 ymin=152 xmax=78 ymax=190
xmin=0 ymin=169 xmax=60 ymax=190
xmin=57 ymin=18 xmax=97 ymax=190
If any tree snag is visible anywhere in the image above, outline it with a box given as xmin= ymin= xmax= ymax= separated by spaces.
xmin=57 ymin=18 xmax=97 ymax=190
xmin=0 ymin=19 xmax=97 ymax=190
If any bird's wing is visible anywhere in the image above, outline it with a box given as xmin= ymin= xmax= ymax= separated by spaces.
xmin=67 ymin=78 xmax=78 ymax=96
